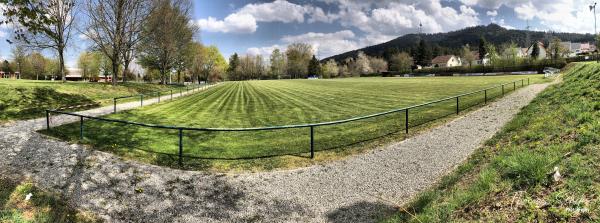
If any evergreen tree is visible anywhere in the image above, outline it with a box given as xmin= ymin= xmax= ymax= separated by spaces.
xmin=478 ymin=37 xmax=487 ymax=62
xmin=415 ymin=39 xmax=431 ymax=66
xmin=531 ymin=42 xmax=540 ymax=59
xmin=308 ymin=55 xmax=321 ymax=77
xmin=227 ymin=53 xmax=239 ymax=80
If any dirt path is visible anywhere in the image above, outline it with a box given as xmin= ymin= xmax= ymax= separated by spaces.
xmin=0 ymin=82 xmax=550 ymax=222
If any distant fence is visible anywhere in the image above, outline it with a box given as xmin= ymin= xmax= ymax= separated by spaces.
xmin=46 ymin=78 xmax=531 ymax=166
xmin=112 ymin=83 xmax=217 ymax=113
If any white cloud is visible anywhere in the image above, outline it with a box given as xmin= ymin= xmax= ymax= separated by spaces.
xmin=332 ymin=1 xmax=480 ymax=36
xmin=281 ymin=30 xmax=359 ymax=57
xmin=198 ymin=13 xmax=257 ymax=33
xmin=246 ymin=44 xmax=285 ymax=57
xmin=486 ymin=10 xmax=498 ymax=17
xmin=238 ymin=0 xmax=307 ymax=23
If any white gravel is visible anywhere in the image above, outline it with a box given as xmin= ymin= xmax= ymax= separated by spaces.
xmin=0 ymin=82 xmax=550 ymax=222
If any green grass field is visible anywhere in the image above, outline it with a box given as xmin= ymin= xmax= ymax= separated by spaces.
xmin=385 ymin=63 xmax=599 ymax=222
xmin=0 ymin=79 xmax=185 ymax=121
xmin=45 ymin=75 xmax=546 ymax=171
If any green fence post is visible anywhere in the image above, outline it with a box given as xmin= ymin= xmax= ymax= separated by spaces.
xmin=502 ymin=85 xmax=505 ymax=96
xmin=484 ymin=90 xmax=487 ymax=104
xmin=310 ymin=126 xmax=315 ymax=159
xmin=513 ymin=82 xmax=516 ymax=91
xmin=178 ymin=129 xmax=183 ymax=166
xmin=528 ymin=78 xmax=530 ymax=85
xmin=140 ymin=95 xmax=143 ymax=107
xmin=405 ymin=109 xmax=409 ymax=134
xmin=456 ymin=97 xmax=460 ymax=114
xmin=80 ymin=116 xmax=84 ymax=140
xmin=171 ymin=90 xmax=173 ymax=100
xmin=158 ymin=92 xmax=160 ymax=102
xmin=521 ymin=79 xmax=524 ymax=87
xmin=46 ymin=110 xmax=50 ymax=130
xmin=113 ymin=98 xmax=117 ymax=113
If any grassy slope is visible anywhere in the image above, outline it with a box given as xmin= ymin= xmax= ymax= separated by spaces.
xmin=0 ymin=177 xmax=100 ymax=223
xmin=45 ymin=75 xmax=545 ymax=171
xmin=384 ymin=63 xmax=599 ymax=222
xmin=0 ymin=79 xmax=184 ymax=121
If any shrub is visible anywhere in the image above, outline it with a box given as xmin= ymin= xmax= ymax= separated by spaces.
xmin=494 ymin=149 xmax=553 ymax=188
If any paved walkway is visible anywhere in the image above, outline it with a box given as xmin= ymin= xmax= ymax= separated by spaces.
xmin=0 ymin=82 xmax=550 ymax=222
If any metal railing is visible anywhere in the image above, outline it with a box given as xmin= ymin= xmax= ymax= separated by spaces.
xmin=45 ymin=78 xmax=530 ymax=166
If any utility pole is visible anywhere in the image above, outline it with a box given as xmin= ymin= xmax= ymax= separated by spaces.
xmin=591 ymin=3 xmax=598 ymax=62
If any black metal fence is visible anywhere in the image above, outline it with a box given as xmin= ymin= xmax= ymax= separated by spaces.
xmin=45 ymin=78 xmax=531 ymax=165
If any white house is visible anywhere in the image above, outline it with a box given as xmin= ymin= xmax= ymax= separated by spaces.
xmin=473 ymin=51 xmax=490 ymax=65
xmin=526 ymin=41 xmax=547 ymax=60
xmin=431 ymin=55 xmax=462 ymax=67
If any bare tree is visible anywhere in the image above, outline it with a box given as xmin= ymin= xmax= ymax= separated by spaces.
xmin=11 ymin=43 xmax=27 ymax=77
xmin=82 ymin=0 xmax=152 ymax=85
xmin=137 ymin=0 xmax=195 ymax=84
xmin=8 ymin=0 xmax=76 ymax=82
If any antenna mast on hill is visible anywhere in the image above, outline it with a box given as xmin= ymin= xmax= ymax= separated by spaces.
xmin=525 ymin=20 xmax=531 ymax=48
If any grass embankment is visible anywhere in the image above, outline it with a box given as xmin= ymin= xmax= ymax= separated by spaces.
xmin=0 ymin=177 xmax=100 ymax=222
xmin=385 ymin=62 xmax=599 ymax=222
xmin=45 ymin=75 xmax=546 ymax=171
xmin=0 ymin=79 xmax=185 ymax=121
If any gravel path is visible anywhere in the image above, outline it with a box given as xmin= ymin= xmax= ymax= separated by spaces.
xmin=0 ymin=82 xmax=550 ymax=222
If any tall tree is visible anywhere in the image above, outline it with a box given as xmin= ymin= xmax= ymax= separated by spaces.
xmin=4 ymin=0 xmax=76 ymax=82
xmin=83 ymin=0 xmax=153 ymax=85
xmin=369 ymin=57 xmax=388 ymax=73
xmin=11 ymin=44 xmax=27 ymax=77
xmin=355 ymin=51 xmax=372 ymax=75
xmin=191 ymin=44 xmax=227 ymax=83
xmin=530 ymin=42 xmax=540 ymax=60
xmin=286 ymin=43 xmax=312 ymax=79
xmin=308 ymin=55 xmax=321 ymax=77
xmin=29 ymin=51 xmax=46 ymax=80
xmin=322 ymin=59 xmax=338 ymax=78
xmin=269 ymin=49 xmax=286 ymax=79
xmin=137 ymin=0 xmax=195 ymax=84
xmin=389 ymin=52 xmax=413 ymax=72
xmin=478 ymin=37 xmax=487 ymax=65
xmin=548 ymin=37 xmax=565 ymax=61
xmin=415 ymin=39 xmax=431 ymax=66
xmin=461 ymin=45 xmax=475 ymax=67
xmin=227 ymin=53 xmax=240 ymax=80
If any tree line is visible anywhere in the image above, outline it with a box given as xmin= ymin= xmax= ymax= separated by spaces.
xmin=1 ymin=0 xmax=228 ymax=85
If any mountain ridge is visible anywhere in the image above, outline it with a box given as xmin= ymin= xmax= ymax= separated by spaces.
xmin=323 ymin=24 xmax=596 ymax=62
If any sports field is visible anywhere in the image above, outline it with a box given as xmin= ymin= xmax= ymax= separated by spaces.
xmin=46 ymin=75 xmax=545 ymax=170
xmin=0 ymin=79 xmax=185 ymax=121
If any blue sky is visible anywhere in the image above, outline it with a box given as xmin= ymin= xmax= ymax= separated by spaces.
xmin=0 ymin=0 xmax=597 ymax=68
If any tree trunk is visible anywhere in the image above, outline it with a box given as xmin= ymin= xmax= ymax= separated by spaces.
xmin=59 ymin=48 xmax=66 ymax=83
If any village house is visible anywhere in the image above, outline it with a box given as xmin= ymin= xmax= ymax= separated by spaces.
xmin=431 ymin=55 xmax=462 ymax=67
xmin=560 ymin=41 xmax=596 ymax=57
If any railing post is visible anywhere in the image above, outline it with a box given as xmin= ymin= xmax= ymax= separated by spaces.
xmin=528 ymin=78 xmax=530 ymax=85
xmin=513 ymin=82 xmax=516 ymax=91
xmin=180 ymin=89 xmax=182 ymax=96
xmin=405 ymin=109 xmax=409 ymax=134
xmin=80 ymin=116 xmax=84 ymax=140
xmin=521 ymin=79 xmax=524 ymax=87
xmin=456 ymin=97 xmax=460 ymax=114
xmin=178 ymin=129 xmax=183 ymax=166
xmin=171 ymin=90 xmax=173 ymax=100
xmin=502 ymin=85 xmax=505 ymax=96
xmin=113 ymin=98 xmax=117 ymax=113
xmin=46 ymin=110 xmax=50 ymax=130
xmin=140 ymin=95 xmax=143 ymax=107
xmin=310 ymin=126 xmax=314 ymax=159
xmin=157 ymin=92 xmax=160 ymax=102
xmin=484 ymin=90 xmax=487 ymax=104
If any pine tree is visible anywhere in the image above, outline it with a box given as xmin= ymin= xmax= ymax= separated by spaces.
xmin=531 ymin=42 xmax=540 ymax=60
xmin=227 ymin=53 xmax=239 ymax=80
xmin=416 ymin=39 xmax=431 ymax=66
xmin=308 ymin=55 xmax=321 ymax=77
xmin=478 ymin=37 xmax=487 ymax=62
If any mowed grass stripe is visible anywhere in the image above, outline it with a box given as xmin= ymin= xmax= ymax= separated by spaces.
xmin=46 ymin=75 xmax=547 ymax=163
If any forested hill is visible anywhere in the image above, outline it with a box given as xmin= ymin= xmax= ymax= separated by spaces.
xmin=323 ymin=24 xmax=595 ymax=62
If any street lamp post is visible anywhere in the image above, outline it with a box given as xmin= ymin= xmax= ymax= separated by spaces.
xmin=591 ymin=3 xmax=598 ymax=62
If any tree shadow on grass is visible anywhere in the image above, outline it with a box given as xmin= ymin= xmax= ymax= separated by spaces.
xmin=1 ymin=87 xmax=98 ymax=120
